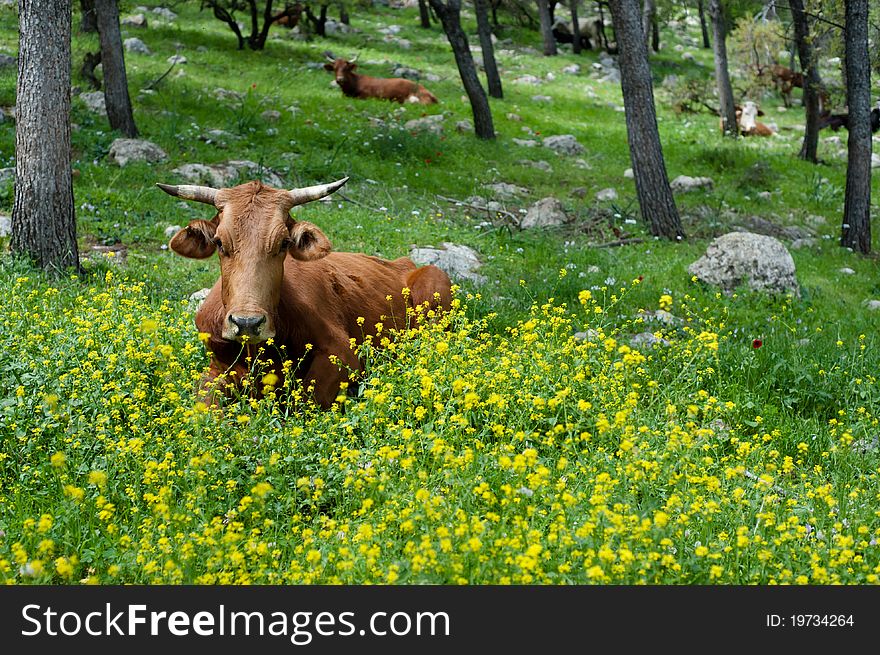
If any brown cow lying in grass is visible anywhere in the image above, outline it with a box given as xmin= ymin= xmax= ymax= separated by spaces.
xmin=323 ymin=53 xmax=438 ymax=104
xmin=737 ymin=101 xmax=774 ymax=137
xmin=160 ymin=178 xmax=452 ymax=408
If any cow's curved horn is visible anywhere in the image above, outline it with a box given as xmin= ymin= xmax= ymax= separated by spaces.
xmin=288 ymin=177 xmax=349 ymax=206
xmin=324 ymin=50 xmax=336 ymax=62
xmin=349 ymin=53 xmax=358 ymax=63
xmin=156 ymin=183 xmax=219 ymax=206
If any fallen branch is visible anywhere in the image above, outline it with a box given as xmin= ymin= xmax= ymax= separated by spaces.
xmin=436 ymin=194 xmax=520 ymax=224
xmin=590 ymin=237 xmax=645 ymax=248
xmin=143 ymin=61 xmax=177 ymax=91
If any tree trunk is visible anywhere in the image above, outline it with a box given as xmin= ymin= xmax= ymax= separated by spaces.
xmin=339 ymin=3 xmax=349 ymax=24
xmin=570 ymin=0 xmax=582 ymax=54
xmin=651 ymin=12 xmax=659 ymax=52
xmin=709 ymin=0 xmax=737 ymax=138
xmin=697 ymin=0 xmax=710 ymax=48
xmin=13 ymin=0 xmax=79 ymax=274
xmin=641 ymin=0 xmax=654 ymax=53
xmin=840 ymin=0 xmax=871 ymax=254
xmin=79 ymin=0 xmax=97 ymax=32
xmin=94 ymin=0 xmax=138 ymax=137
xmin=790 ymin=0 xmax=821 ymax=163
xmin=418 ymin=0 xmax=431 ymax=27
xmin=429 ymin=0 xmax=495 ymax=139
xmin=608 ymin=0 xmax=683 ymax=240
xmin=475 ymin=0 xmax=502 ymax=98
xmin=535 ymin=0 xmax=557 ymax=55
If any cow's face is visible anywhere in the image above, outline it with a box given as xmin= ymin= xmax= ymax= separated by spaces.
xmin=323 ymin=57 xmax=356 ymax=86
xmin=162 ymin=179 xmax=347 ymax=342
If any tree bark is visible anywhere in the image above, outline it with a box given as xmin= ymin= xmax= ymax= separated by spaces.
xmin=608 ymin=0 xmax=683 ymax=240
xmin=641 ymin=0 xmax=654 ymax=53
xmin=79 ymin=0 xmax=97 ymax=32
xmin=789 ymin=0 xmax=821 ymax=163
xmin=95 ymin=0 xmax=138 ymax=137
xmin=418 ymin=0 xmax=431 ymax=27
xmin=697 ymin=0 xmax=710 ymax=48
xmin=840 ymin=0 xmax=871 ymax=254
xmin=709 ymin=0 xmax=737 ymax=138
xmin=13 ymin=0 xmax=79 ymax=273
xmin=475 ymin=0 xmax=502 ymax=98
xmin=429 ymin=0 xmax=495 ymax=139
xmin=570 ymin=0 xmax=582 ymax=54
xmin=536 ymin=0 xmax=557 ymax=55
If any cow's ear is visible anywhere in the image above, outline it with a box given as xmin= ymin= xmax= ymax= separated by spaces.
xmin=323 ymin=62 xmax=334 ymax=71
xmin=169 ymin=216 xmax=219 ymax=259
xmin=347 ymin=62 xmax=357 ymax=71
xmin=288 ymin=221 xmax=332 ymax=261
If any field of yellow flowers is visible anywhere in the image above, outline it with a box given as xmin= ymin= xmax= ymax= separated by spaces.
xmin=1 ymin=264 xmax=878 ymax=585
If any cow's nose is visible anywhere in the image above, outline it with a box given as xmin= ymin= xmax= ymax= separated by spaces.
xmin=229 ymin=314 xmax=266 ymax=336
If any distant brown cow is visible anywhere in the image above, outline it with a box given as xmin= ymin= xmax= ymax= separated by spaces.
xmin=160 ymin=178 xmax=452 ymax=408
xmin=769 ymin=64 xmax=803 ymax=108
xmin=737 ymin=101 xmax=774 ymax=137
xmin=324 ymin=54 xmax=438 ymax=104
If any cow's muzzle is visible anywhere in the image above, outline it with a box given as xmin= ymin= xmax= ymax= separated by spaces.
xmin=226 ymin=313 xmax=269 ymax=341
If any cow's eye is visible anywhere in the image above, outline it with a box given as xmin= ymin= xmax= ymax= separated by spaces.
xmin=279 ymin=238 xmax=291 ymax=254
xmin=213 ymin=238 xmax=225 ymax=254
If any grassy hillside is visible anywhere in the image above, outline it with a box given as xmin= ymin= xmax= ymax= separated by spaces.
xmin=0 ymin=3 xmax=878 ymax=584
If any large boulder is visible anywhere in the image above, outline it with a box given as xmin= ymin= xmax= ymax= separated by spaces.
xmin=123 ymin=38 xmax=151 ymax=55
xmin=409 ymin=242 xmax=487 ymax=285
xmin=520 ymin=197 xmax=569 ymax=229
xmin=542 ymin=134 xmax=585 ymax=156
xmin=107 ymin=138 xmax=167 ymax=167
xmin=171 ymin=161 xmax=285 ymax=188
xmin=688 ymin=232 xmax=800 ymax=296
xmin=79 ymin=91 xmax=107 ymax=116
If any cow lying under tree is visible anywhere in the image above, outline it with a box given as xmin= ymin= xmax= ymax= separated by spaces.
xmin=160 ymin=178 xmax=452 ymax=408
xmin=323 ymin=53 xmax=438 ymax=104
xmin=818 ymin=107 xmax=880 ymax=134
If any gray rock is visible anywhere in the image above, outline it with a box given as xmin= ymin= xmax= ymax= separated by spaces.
xmin=261 ymin=109 xmax=281 ymax=122
xmin=465 ymin=196 xmax=503 ymax=212
xmin=872 ymin=153 xmax=880 ymax=169
xmin=670 ymin=175 xmax=714 ymax=193
xmin=409 ymin=242 xmax=487 ymax=285
xmin=637 ymin=309 xmax=682 ymax=326
xmin=688 ymin=232 xmax=800 ymax=296
xmin=731 ymin=216 xmax=813 ymax=240
xmin=392 ymin=66 xmax=421 ymax=80
xmin=570 ymin=187 xmax=588 ymax=198
xmin=455 ymin=120 xmax=474 ymax=133
xmin=517 ymin=159 xmax=552 ymax=172
xmin=167 ymin=54 xmax=187 ymax=65
xmin=543 ymin=134 xmax=585 ymax=156
xmin=0 ymin=213 xmax=10 ymax=237
xmin=532 ymin=95 xmax=553 ymax=103
xmin=0 ymin=167 xmax=13 ymax=185
xmin=188 ymin=288 xmax=212 ymax=312
xmin=483 ymin=182 xmax=529 ymax=199
xmin=520 ymin=197 xmax=569 ymax=229
xmin=805 ymin=214 xmax=827 ymax=228
xmin=107 ymin=138 xmax=167 ymax=167
xmin=512 ymin=138 xmax=538 ymax=147
xmin=121 ymin=14 xmax=148 ymax=28
xmin=214 ymin=87 xmax=244 ymax=102
xmin=790 ymin=238 xmax=817 ymax=250
xmin=623 ymin=168 xmax=634 ymax=179
xmin=596 ymin=188 xmax=618 ymax=202
xmin=506 ymin=113 xmax=522 ymax=122
xmin=123 ymin=38 xmax=151 ymax=55
xmin=171 ymin=161 xmax=285 ymax=188
xmin=513 ymin=75 xmax=542 ymax=85
xmin=152 ymin=7 xmax=177 ymax=20
xmin=561 ymin=64 xmax=581 ymax=75
xmin=0 ymin=54 xmax=16 ymax=68
xmin=404 ymin=114 xmax=444 ymax=134
xmin=838 ymin=267 xmax=856 ymax=275
xmin=164 ymin=225 xmax=182 ymax=239
xmin=84 ymin=244 xmax=128 ymax=267
xmin=863 ymin=300 xmax=880 ymax=311
xmin=80 ymin=91 xmax=107 ymax=116
xmin=574 ymin=329 xmax=599 ymax=341
xmin=630 ymin=332 xmax=671 ymax=348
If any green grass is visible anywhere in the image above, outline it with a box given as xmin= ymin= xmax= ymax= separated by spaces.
xmin=0 ymin=3 xmax=879 ymax=584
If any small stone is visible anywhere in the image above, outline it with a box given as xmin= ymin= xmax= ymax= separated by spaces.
xmin=596 ymin=188 xmax=618 ymax=202
xmin=623 ymin=168 xmax=634 ymax=179
xmin=123 ymin=38 xmax=151 ymax=55
xmin=164 ymin=225 xmax=182 ymax=239
xmin=862 ymin=300 xmax=880 ymax=311
xmin=838 ymin=267 xmax=856 ymax=275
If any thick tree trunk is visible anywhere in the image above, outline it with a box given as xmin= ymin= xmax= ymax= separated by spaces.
xmin=13 ymin=0 xmax=79 ymax=273
xmin=840 ymin=0 xmax=871 ymax=254
xmin=418 ymin=0 xmax=431 ymax=27
xmin=429 ymin=0 xmax=495 ymax=139
xmin=475 ymin=0 xmax=502 ymax=98
xmin=536 ymin=0 xmax=557 ymax=55
xmin=95 ymin=0 xmax=138 ymax=136
xmin=608 ymin=0 xmax=683 ymax=240
xmin=709 ymin=0 xmax=737 ymax=138
xmin=570 ymin=0 xmax=582 ymax=54
xmin=789 ymin=0 xmax=821 ymax=163
xmin=697 ymin=0 xmax=710 ymax=48
xmin=79 ymin=0 xmax=96 ymax=32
